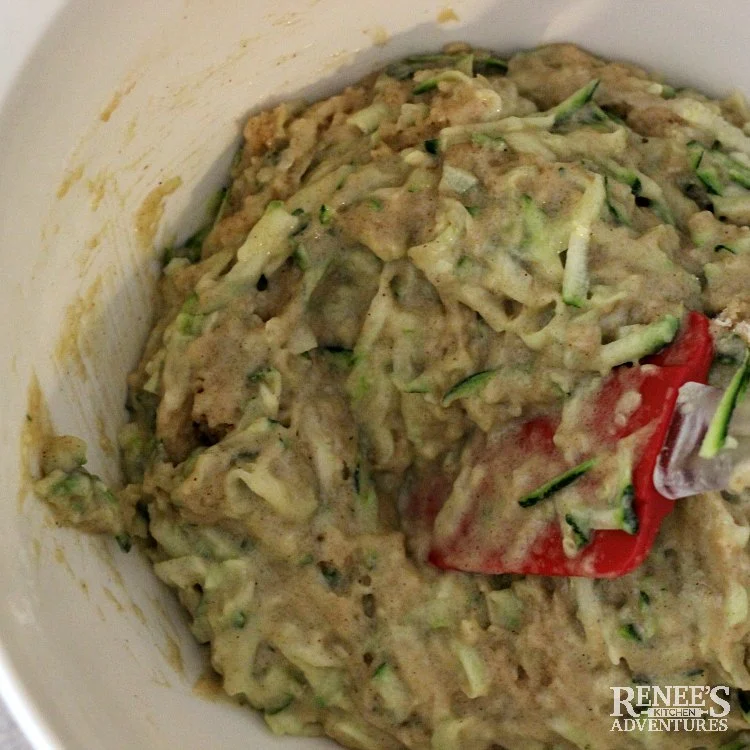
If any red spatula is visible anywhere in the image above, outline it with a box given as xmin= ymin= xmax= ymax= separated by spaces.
xmin=426 ymin=312 xmax=715 ymax=578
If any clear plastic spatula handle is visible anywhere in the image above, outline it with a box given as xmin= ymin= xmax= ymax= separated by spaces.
xmin=653 ymin=381 xmax=750 ymax=499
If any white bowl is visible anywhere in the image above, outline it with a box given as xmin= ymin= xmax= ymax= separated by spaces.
xmin=2 ymin=1 xmax=750 ymax=748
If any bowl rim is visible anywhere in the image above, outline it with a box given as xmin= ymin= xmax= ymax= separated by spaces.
xmin=0 ymin=1 xmax=67 ymax=745
xmin=0 ymin=640 xmax=61 ymax=750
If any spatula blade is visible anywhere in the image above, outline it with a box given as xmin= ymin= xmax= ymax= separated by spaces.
xmin=653 ymin=382 xmax=735 ymax=499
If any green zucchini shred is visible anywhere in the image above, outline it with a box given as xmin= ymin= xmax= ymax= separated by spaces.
xmin=700 ymin=348 xmax=750 ymax=458
xmin=442 ymin=370 xmax=497 ymax=406
xmin=599 ymin=314 xmax=679 ymax=371
xmin=413 ymin=79 xmax=439 ymax=95
xmin=550 ymin=79 xmax=600 ymax=124
xmin=564 ymin=513 xmax=591 ymax=549
xmin=619 ymin=485 xmax=639 ymax=535
xmin=518 ymin=458 xmax=597 ymax=508
xmin=473 ymin=55 xmax=508 ymax=75
xmin=115 ymin=532 xmax=132 ymax=553
xmin=618 ymin=623 xmax=643 ymax=642
xmin=319 ymin=204 xmax=334 ymax=225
